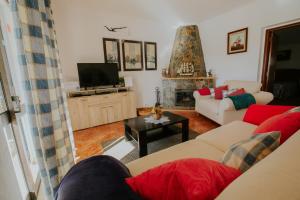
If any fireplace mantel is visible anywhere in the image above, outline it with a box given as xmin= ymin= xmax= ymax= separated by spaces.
xmin=162 ymin=76 xmax=215 ymax=80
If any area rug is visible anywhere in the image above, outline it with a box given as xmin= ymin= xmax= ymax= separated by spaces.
xmin=102 ymin=126 xmax=200 ymax=164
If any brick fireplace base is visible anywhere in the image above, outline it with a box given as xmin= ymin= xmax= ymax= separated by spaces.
xmin=163 ymin=79 xmax=197 ymax=109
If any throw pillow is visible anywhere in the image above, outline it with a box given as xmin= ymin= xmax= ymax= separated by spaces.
xmin=56 ymin=155 xmax=142 ymax=200
xmin=253 ymin=112 xmax=300 ymax=144
xmin=222 ymin=132 xmax=280 ymax=173
xmin=243 ymin=105 xmax=295 ymax=126
xmin=126 ymin=158 xmax=241 ymax=200
xmin=198 ymin=87 xmax=211 ymax=96
xmin=222 ymin=89 xmax=237 ymax=98
xmin=214 ymin=85 xmax=228 ymax=100
xmin=228 ymin=88 xmax=246 ymax=97
xmin=228 ymin=93 xmax=256 ymax=110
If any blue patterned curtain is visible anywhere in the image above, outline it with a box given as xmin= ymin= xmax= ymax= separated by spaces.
xmin=11 ymin=0 xmax=74 ymax=198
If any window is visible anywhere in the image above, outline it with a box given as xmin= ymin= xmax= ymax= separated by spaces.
xmin=0 ymin=1 xmax=40 ymax=197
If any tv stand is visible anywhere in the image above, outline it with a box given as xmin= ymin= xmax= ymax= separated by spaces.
xmin=67 ymin=87 xmax=129 ymax=97
xmin=67 ymin=89 xmax=137 ymax=131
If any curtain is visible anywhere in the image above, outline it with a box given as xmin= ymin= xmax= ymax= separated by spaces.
xmin=11 ymin=0 xmax=74 ymax=198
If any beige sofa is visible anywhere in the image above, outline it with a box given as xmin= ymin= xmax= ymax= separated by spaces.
xmin=193 ymin=80 xmax=274 ymax=125
xmin=127 ymin=121 xmax=300 ymax=199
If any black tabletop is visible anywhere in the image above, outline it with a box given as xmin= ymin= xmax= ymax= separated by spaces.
xmin=124 ymin=111 xmax=188 ymax=132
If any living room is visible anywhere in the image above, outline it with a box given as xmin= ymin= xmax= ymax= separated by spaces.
xmin=0 ymin=0 xmax=300 ymax=200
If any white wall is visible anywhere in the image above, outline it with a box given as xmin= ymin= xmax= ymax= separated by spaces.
xmin=52 ymin=0 xmax=183 ymax=107
xmin=198 ymin=0 xmax=300 ymax=85
xmin=52 ymin=0 xmax=300 ymax=106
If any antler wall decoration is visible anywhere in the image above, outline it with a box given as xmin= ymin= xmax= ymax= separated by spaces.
xmin=104 ymin=26 xmax=127 ymax=32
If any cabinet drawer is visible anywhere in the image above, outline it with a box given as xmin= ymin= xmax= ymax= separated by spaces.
xmin=88 ymin=94 xmax=120 ymax=105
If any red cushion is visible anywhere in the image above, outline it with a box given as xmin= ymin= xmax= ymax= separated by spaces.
xmin=126 ymin=158 xmax=241 ymax=200
xmin=228 ymin=88 xmax=246 ymax=97
xmin=214 ymin=85 xmax=228 ymax=100
xmin=253 ymin=112 xmax=300 ymax=144
xmin=198 ymin=87 xmax=211 ymax=96
xmin=243 ymin=105 xmax=295 ymax=125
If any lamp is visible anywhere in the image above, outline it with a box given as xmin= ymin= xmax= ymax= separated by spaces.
xmin=124 ymin=76 xmax=133 ymax=88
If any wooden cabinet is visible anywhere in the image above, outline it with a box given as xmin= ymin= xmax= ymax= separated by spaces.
xmin=68 ymin=97 xmax=89 ymax=130
xmin=67 ymin=91 xmax=137 ymax=131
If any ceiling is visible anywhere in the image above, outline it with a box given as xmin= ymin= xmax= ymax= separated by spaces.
xmin=64 ymin=0 xmax=255 ymax=24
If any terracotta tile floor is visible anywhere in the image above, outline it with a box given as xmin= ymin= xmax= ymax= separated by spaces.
xmin=73 ymin=111 xmax=219 ymax=161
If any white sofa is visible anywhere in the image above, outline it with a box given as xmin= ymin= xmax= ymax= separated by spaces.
xmin=193 ymin=80 xmax=274 ymax=125
xmin=127 ymin=120 xmax=300 ymax=199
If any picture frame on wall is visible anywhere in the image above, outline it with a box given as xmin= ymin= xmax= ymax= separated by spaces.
xmin=227 ymin=28 xmax=248 ymax=54
xmin=144 ymin=42 xmax=157 ymax=70
xmin=122 ymin=40 xmax=143 ymax=71
xmin=103 ymin=38 xmax=121 ymax=70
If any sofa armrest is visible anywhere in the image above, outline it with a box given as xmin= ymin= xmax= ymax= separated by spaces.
xmin=219 ymin=91 xmax=274 ymax=112
xmin=252 ymin=91 xmax=274 ymax=105
xmin=243 ymin=105 xmax=295 ymax=125
xmin=219 ymin=98 xmax=235 ymax=111
xmin=193 ymin=91 xmax=211 ymax=101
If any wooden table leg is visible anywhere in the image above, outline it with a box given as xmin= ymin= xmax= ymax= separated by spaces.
xmin=124 ymin=124 xmax=133 ymax=141
xmin=182 ymin=119 xmax=189 ymax=142
xmin=138 ymin=131 xmax=147 ymax=157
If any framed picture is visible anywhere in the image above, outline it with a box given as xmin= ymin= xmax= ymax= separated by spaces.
xmin=103 ymin=38 xmax=121 ymax=70
xmin=144 ymin=42 xmax=157 ymax=70
xmin=227 ymin=28 xmax=248 ymax=54
xmin=122 ymin=40 xmax=143 ymax=71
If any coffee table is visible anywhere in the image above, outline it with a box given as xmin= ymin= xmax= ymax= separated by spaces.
xmin=124 ymin=111 xmax=189 ymax=157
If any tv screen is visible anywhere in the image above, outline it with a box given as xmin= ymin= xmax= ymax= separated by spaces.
xmin=77 ymin=63 xmax=119 ymax=88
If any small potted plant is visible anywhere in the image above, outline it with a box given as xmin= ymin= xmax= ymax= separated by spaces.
xmin=207 ymin=69 xmax=213 ymax=77
xmin=119 ymin=77 xmax=125 ymax=87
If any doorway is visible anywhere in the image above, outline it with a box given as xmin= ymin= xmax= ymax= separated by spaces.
xmin=261 ymin=22 xmax=300 ymax=106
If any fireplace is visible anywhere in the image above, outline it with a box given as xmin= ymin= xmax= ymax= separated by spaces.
xmin=162 ymin=25 xmax=212 ymax=109
xmin=162 ymin=78 xmax=214 ymax=109
xmin=175 ymin=89 xmax=195 ymax=107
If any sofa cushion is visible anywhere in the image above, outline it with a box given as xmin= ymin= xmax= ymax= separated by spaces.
xmin=127 ymin=139 xmax=224 ymax=176
xmin=196 ymin=121 xmax=257 ymax=152
xmin=254 ymin=112 xmax=300 ymax=144
xmin=221 ymin=131 xmax=280 ymax=172
xmin=224 ymin=80 xmax=261 ymax=94
xmin=216 ymin=130 xmax=300 ymax=200
xmin=126 ymin=158 xmax=241 ymax=200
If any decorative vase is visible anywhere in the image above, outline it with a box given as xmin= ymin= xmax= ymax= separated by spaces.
xmin=152 ymin=105 xmax=162 ymax=120
xmin=151 ymin=87 xmax=162 ymax=120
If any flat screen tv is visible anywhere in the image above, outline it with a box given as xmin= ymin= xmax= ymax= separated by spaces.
xmin=77 ymin=63 xmax=119 ymax=88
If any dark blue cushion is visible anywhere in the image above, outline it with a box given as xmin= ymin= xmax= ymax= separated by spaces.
xmin=55 ymin=155 xmax=141 ymax=200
